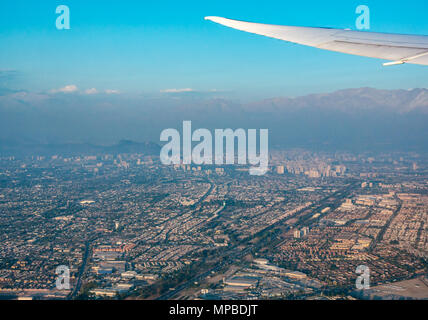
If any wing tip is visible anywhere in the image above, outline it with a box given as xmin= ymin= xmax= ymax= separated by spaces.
xmin=204 ymin=16 xmax=219 ymax=21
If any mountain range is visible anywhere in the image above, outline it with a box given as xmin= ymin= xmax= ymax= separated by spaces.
xmin=0 ymin=87 xmax=427 ymax=154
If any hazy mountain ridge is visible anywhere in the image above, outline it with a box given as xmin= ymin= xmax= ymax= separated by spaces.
xmin=246 ymin=88 xmax=428 ymax=114
xmin=0 ymin=87 xmax=427 ymax=152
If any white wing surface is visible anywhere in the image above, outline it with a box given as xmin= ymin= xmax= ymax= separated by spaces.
xmin=205 ymin=16 xmax=428 ymax=66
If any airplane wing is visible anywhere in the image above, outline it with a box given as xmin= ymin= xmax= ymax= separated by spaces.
xmin=205 ymin=16 xmax=428 ymax=66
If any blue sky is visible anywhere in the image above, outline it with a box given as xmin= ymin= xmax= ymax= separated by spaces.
xmin=1 ymin=0 xmax=427 ymax=100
